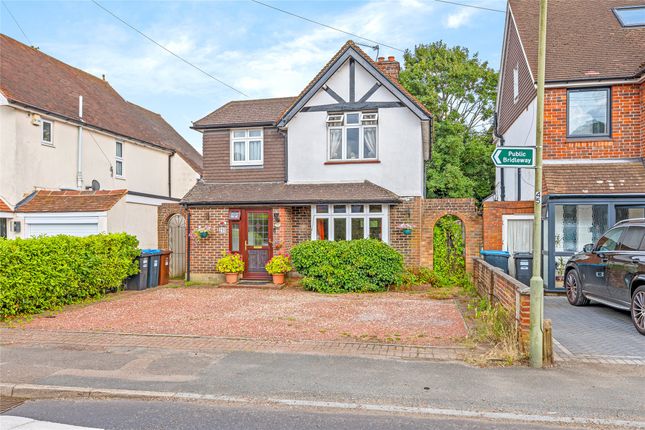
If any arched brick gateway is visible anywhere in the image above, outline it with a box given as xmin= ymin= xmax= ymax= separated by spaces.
xmin=390 ymin=198 xmax=482 ymax=272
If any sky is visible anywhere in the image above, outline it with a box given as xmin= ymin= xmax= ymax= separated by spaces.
xmin=1 ymin=0 xmax=507 ymax=152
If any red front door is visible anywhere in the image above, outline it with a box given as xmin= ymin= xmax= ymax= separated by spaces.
xmin=241 ymin=209 xmax=272 ymax=280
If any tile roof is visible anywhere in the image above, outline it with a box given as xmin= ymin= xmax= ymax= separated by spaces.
xmin=15 ymin=189 xmax=128 ymax=213
xmin=192 ymin=97 xmax=297 ymax=128
xmin=0 ymin=198 xmax=11 ymax=212
xmin=543 ymin=163 xmax=645 ymax=195
xmin=181 ymin=181 xmax=400 ymax=205
xmin=277 ymin=40 xmax=432 ymax=124
xmin=0 ymin=34 xmax=202 ymax=173
xmin=509 ymin=0 xmax=645 ymax=82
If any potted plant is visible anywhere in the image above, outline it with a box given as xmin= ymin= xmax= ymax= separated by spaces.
xmin=398 ymin=223 xmax=416 ymax=235
xmin=215 ymin=251 xmax=244 ymax=284
xmin=193 ymin=226 xmax=211 ymax=241
xmin=265 ymin=254 xmax=292 ymax=285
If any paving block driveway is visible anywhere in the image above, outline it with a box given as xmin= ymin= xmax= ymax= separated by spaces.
xmin=545 ymin=296 xmax=645 ymax=364
xmin=19 ymin=286 xmax=467 ymax=347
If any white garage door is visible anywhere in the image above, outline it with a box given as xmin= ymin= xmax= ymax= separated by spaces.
xmin=27 ymin=222 xmax=99 ymax=237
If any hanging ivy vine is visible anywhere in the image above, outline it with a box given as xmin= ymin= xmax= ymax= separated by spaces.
xmin=433 ymin=215 xmax=466 ymax=278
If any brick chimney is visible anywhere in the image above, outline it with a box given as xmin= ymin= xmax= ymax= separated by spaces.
xmin=376 ymin=55 xmax=401 ymax=81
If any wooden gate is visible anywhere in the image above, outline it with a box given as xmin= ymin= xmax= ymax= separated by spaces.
xmin=168 ymin=214 xmax=186 ymax=278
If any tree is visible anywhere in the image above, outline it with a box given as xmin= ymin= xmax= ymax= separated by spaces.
xmin=399 ymin=41 xmax=498 ymax=201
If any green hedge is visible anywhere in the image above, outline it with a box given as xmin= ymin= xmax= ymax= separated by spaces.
xmin=0 ymin=233 xmax=140 ymax=318
xmin=291 ymin=239 xmax=404 ymax=293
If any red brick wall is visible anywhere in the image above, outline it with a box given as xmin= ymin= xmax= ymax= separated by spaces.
xmin=473 ymin=257 xmax=530 ymax=351
xmin=482 ymin=200 xmax=534 ymax=250
xmin=543 ymin=84 xmax=642 ymax=160
xmin=641 ymin=81 xmax=645 ymax=158
xmin=390 ymin=198 xmax=422 ymax=267
xmin=187 ymin=207 xmax=229 ymax=276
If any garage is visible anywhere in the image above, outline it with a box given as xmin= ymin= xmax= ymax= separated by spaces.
xmin=26 ymin=217 xmax=100 ymax=237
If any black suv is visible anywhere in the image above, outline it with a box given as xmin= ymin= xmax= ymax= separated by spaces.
xmin=565 ymin=218 xmax=645 ymax=335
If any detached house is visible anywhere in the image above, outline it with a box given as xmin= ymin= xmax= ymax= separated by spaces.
xmin=485 ymin=1 xmax=645 ymax=291
xmin=0 ymin=34 xmax=202 ymax=251
xmin=183 ymin=41 xmax=432 ymax=282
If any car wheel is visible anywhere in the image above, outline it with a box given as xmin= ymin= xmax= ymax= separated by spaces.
xmin=565 ymin=270 xmax=589 ymax=306
xmin=631 ymin=285 xmax=645 ymax=336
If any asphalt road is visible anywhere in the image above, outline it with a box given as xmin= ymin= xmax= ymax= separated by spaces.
xmin=4 ymin=399 xmax=595 ymax=430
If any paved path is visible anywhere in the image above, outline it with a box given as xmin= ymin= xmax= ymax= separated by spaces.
xmin=545 ymin=297 xmax=645 ymax=365
xmin=0 ymin=328 xmax=467 ymax=362
xmin=1 ymin=335 xmax=644 ymax=427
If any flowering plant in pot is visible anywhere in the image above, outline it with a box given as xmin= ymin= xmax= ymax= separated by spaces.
xmin=215 ymin=251 xmax=244 ymax=284
xmin=398 ymin=223 xmax=416 ymax=235
xmin=192 ymin=226 xmax=211 ymax=241
xmin=265 ymin=254 xmax=292 ymax=285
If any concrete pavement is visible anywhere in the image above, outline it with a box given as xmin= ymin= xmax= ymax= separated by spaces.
xmin=1 ymin=340 xmax=644 ymax=428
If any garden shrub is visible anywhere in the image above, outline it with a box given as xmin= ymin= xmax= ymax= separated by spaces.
xmin=290 ymin=239 xmax=404 ymax=293
xmin=0 ymin=233 xmax=140 ymax=318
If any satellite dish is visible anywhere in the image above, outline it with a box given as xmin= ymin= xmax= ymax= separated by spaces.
xmin=91 ymin=180 xmax=101 ymax=191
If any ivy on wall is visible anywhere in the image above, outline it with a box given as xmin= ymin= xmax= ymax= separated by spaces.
xmin=433 ymin=215 xmax=466 ymax=278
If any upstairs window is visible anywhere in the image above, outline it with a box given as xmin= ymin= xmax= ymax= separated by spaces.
xmin=513 ymin=64 xmax=519 ymax=103
xmin=613 ymin=6 xmax=645 ymax=27
xmin=230 ymin=129 xmax=263 ymax=166
xmin=41 ymin=119 xmax=53 ymax=146
xmin=115 ymin=141 xmax=124 ymax=178
xmin=567 ymin=88 xmax=610 ymax=138
xmin=327 ymin=112 xmax=378 ymax=161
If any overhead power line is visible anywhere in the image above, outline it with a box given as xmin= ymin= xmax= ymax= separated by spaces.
xmin=250 ymin=0 xmax=405 ymax=52
xmin=431 ymin=0 xmax=505 ymax=13
xmin=2 ymin=1 xmax=34 ymax=46
xmin=90 ymin=0 xmax=248 ymax=97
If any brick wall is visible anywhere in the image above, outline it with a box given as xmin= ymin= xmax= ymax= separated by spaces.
xmin=543 ymin=84 xmax=642 ymax=160
xmin=292 ymin=206 xmax=311 ymax=246
xmin=482 ymin=200 xmax=534 ymax=250
xmin=641 ymin=81 xmax=645 ymax=158
xmin=187 ymin=207 xmax=229 ymax=281
xmin=157 ymin=203 xmax=186 ymax=250
xmin=390 ymin=198 xmax=422 ymax=267
xmin=473 ymin=257 xmax=530 ymax=351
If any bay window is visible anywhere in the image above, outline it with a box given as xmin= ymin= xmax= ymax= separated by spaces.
xmin=230 ymin=129 xmax=263 ymax=166
xmin=327 ymin=112 xmax=378 ymax=161
xmin=312 ymin=204 xmax=388 ymax=242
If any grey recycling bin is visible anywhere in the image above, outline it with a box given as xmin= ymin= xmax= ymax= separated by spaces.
xmin=514 ymin=252 xmax=533 ymax=286
xmin=126 ymin=254 xmax=149 ymax=291
xmin=480 ymin=250 xmax=511 ymax=274
xmin=145 ymin=249 xmax=162 ymax=288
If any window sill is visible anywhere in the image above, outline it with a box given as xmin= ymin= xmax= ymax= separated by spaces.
xmin=230 ymin=164 xmax=264 ymax=169
xmin=115 ymin=176 xmax=126 ymax=180
xmin=324 ymin=160 xmax=380 ymax=165
xmin=565 ymin=136 xmax=611 ymax=143
xmin=41 ymin=142 xmax=54 ymax=147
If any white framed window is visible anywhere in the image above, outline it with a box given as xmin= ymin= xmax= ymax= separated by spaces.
xmin=327 ymin=112 xmax=378 ymax=161
xmin=311 ymin=203 xmax=389 ymax=243
xmin=41 ymin=119 xmax=53 ymax=146
xmin=230 ymin=129 xmax=263 ymax=166
xmin=513 ymin=64 xmax=519 ymax=103
xmin=115 ymin=141 xmax=125 ymax=178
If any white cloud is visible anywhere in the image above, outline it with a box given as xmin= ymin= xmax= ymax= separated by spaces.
xmin=444 ymin=7 xmax=477 ymax=29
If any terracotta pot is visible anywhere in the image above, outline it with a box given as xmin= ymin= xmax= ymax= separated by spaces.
xmin=272 ymin=273 xmax=285 ymax=285
xmin=225 ymin=273 xmax=239 ymax=284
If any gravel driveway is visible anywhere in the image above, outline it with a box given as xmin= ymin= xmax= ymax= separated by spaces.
xmin=23 ymin=286 xmax=468 ymax=346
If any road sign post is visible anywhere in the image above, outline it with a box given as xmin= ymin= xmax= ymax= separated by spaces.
xmin=491 ymin=147 xmax=536 ymax=168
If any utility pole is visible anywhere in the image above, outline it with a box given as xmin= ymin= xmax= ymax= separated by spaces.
xmin=530 ymin=0 xmax=548 ymax=368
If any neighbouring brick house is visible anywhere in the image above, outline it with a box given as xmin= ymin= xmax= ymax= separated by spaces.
xmin=182 ymin=41 xmax=439 ymax=282
xmin=486 ymin=1 xmax=645 ymax=291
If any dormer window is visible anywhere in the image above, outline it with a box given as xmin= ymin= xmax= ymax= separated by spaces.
xmin=327 ymin=112 xmax=378 ymax=161
xmin=230 ymin=129 xmax=263 ymax=166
